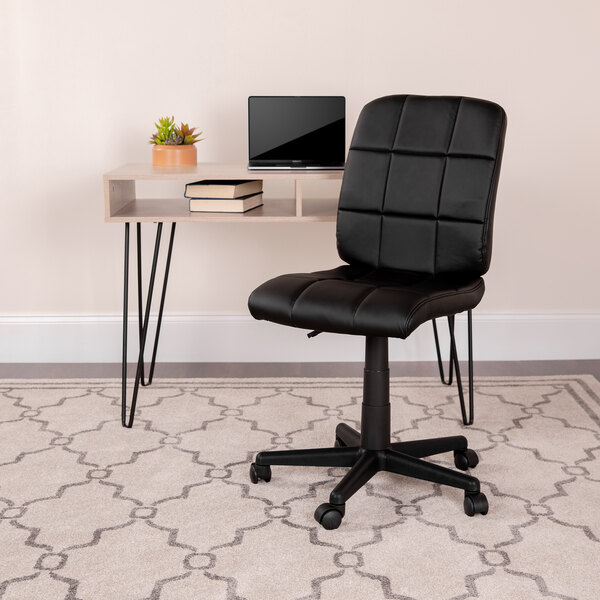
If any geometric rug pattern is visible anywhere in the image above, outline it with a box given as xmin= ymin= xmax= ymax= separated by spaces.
xmin=1 ymin=376 xmax=599 ymax=600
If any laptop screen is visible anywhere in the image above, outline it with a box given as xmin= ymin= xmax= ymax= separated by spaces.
xmin=248 ymin=96 xmax=345 ymax=169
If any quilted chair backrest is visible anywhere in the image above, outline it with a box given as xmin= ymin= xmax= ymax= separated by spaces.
xmin=337 ymin=95 xmax=507 ymax=276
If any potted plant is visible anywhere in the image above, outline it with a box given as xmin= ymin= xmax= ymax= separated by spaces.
xmin=150 ymin=116 xmax=204 ymax=166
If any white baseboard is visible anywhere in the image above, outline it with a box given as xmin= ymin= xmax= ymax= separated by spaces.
xmin=0 ymin=313 xmax=599 ymax=363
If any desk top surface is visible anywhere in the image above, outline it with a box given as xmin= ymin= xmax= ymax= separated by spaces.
xmin=104 ymin=163 xmax=345 ymax=181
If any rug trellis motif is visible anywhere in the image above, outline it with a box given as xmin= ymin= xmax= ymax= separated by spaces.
xmin=0 ymin=376 xmax=599 ymax=600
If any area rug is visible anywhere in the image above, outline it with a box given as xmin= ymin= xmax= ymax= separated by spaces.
xmin=1 ymin=376 xmax=599 ymax=600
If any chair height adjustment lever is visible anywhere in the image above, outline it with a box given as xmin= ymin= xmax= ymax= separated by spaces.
xmin=307 ymin=330 xmax=322 ymax=338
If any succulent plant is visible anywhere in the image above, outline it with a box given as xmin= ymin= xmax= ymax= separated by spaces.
xmin=150 ymin=116 xmax=204 ymax=145
xmin=165 ymin=133 xmax=183 ymax=145
xmin=176 ymin=123 xmax=203 ymax=145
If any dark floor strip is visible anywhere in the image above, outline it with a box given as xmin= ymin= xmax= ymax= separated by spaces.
xmin=0 ymin=361 xmax=599 ymax=379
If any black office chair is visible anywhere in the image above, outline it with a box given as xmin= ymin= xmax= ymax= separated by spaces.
xmin=248 ymin=95 xmax=507 ymax=529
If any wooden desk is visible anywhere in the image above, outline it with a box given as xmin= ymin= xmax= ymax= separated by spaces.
xmin=104 ymin=162 xmax=343 ymax=222
xmin=103 ymin=163 xmax=344 ymax=427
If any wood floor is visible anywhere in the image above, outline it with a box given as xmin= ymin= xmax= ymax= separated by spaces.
xmin=1 ymin=360 xmax=600 ymax=380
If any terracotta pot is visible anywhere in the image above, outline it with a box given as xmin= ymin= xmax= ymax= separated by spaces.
xmin=152 ymin=144 xmax=197 ymax=166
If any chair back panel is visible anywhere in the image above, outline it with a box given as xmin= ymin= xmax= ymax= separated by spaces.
xmin=337 ymin=95 xmax=507 ymax=276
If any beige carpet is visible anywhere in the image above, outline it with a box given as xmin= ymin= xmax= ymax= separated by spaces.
xmin=1 ymin=376 xmax=600 ymax=600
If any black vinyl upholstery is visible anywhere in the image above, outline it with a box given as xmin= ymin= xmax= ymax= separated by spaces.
xmin=249 ymin=95 xmax=507 ymax=339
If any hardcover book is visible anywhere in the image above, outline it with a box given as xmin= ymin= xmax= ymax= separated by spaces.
xmin=188 ymin=192 xmax=263 ymax=213
xmin=185 ymin=179 xmax=263 ymax=199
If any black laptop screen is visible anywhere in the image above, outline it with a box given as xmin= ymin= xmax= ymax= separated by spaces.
xmin=248 ymin=96 xmax=345 ymax=168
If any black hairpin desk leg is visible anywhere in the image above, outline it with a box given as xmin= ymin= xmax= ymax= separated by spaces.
xmin=433 ymin=316 xmax=455 ymax=386
xmin=121 ymin=221 xmax=176 ymax=428
xmin=432 ymin=310 xmax=474 ymax=426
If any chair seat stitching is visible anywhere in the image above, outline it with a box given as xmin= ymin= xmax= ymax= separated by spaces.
xmin=350 ymin=287 xmax=379 ymax=328
xmin=288 ymin=279 xmax=322 ymax=321
xmin=405 ymin=280 xmax=484 ymax=327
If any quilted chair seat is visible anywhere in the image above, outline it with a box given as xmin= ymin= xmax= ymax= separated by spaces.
xmin=249 ymin=265 xmax=484 ymax=339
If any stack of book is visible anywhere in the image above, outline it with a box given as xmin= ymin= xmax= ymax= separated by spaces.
xmin=184 ymin=179 xmax=263 ymax=213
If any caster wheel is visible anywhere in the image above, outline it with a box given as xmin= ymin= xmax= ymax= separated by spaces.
xmin=334 ymin=437 xmax=346 ymax=448
xmin=249 ymin=463 xmax=271 ymax=484
xmin=454 ymin=448 xmax=479 ymax=471
xmin=464 ymin=492 xmax=488 ymax=517
xmin=314 ymin=503 xmax=344 ymax=530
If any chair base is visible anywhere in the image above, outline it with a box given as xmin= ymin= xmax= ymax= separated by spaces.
xmin=249 ymin=336 xmax=488 ymax=529
xmin=251 ymin=423 xmax=487 ymax=529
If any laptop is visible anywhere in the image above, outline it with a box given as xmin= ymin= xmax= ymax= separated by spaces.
xmin=248 ymin=96 xmax=345 ymax=170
